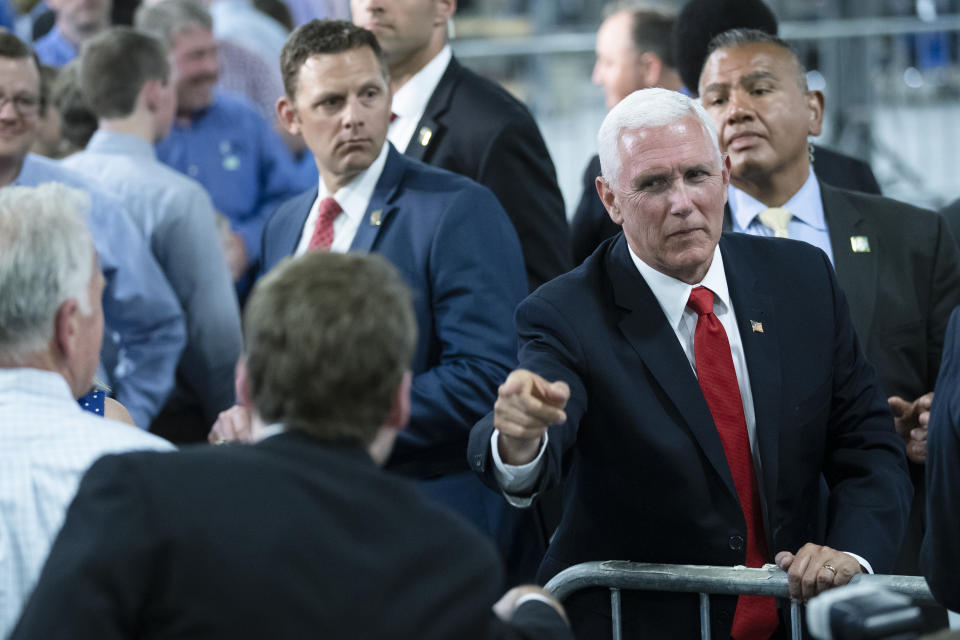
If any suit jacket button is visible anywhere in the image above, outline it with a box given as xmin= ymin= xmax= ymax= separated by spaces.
xmin=728 ymin=535 xmax=744 ymax=551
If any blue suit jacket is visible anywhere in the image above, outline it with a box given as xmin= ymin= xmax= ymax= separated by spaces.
xmin=262 ymin=146 xmax=527 ymax=477
xmin=469 ymin=232 xmax=912 ymax=638
xmin=921 ymin=306 xmax=960 ymax=611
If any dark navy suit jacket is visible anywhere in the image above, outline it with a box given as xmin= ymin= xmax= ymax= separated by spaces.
xmin=921 ymin=306 xmax=960 ymax=612
xmin=262 ymin=145 xmax=527 ymax=477
xmin=469 ymin=232 xmax=912 ymax=638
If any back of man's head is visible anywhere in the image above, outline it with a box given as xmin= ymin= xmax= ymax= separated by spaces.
xmin=280 ymin=19 xmax=386 ymax=100
xmin=244 ymin=251 xmax=416 ymax=444
xmin=672 ymin=0 xmax=778 ymax=93
xmin=80 ymin=26 xmax=170 ymax=120
xmin=0 ymin=184 xmax=93 ymax=365
xmin=597 ymin=87 xmax=720 ymax=187
xmin=134 ymin=0 xmax=212 ymax=47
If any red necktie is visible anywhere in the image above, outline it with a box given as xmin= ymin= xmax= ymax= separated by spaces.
xmin=306 ymin=197 xmax=341 ymax=252
xmin=687 ymin=286 xmax=778 ymax=640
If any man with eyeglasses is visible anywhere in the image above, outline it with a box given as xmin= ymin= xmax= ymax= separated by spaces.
xmin=0 ymin=32 xmax=186 ymax=430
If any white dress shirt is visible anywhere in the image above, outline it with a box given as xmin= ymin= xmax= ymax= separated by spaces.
xmin=729 ymin=167 xmax=835 ymax=263
xmin=0 ymin=368 xmax=174 ymax=638
xmin=387 ymin=45 xmax=452 ymax=153
xmin=294 ymin=142 xmax=390 ymax=256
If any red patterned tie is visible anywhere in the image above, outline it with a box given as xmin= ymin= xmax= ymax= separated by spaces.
xmin=306 ymin=197 xmax=341 ymax=252
xmin=687 ymin=286 xmax=778 ymax=640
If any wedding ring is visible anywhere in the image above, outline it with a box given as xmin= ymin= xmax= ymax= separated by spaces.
xmin=822 ymin=563 xmax=838 ymax=576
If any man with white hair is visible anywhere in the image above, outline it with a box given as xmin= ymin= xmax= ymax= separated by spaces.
xmin=0 ymin=184 xmax=174 ymax=638
xmin=468 ymin=88 xmax=912 ymax=638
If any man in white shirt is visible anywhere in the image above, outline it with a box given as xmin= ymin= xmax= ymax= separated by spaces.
xmin=351 ymin=0 xmax=570 ymax=290
xmin=467 ymin=88 xmax=912 ymax=638
xmin=0 ymin=183 xmax=174 ymax=638
xmin=699 ymin=27 xmax=960 ymax=576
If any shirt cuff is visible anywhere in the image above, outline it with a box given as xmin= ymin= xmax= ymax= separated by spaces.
xmin=842 ymin=551 xmax=873 ymax=574
xmin=490 ymin=430 xmax=548 ymax=507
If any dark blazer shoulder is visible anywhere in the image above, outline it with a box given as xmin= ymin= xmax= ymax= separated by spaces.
xmin=433 ymin=57 xmax=540 ymax=129
xmin=813 ymin=145 xmax=881 ymax=195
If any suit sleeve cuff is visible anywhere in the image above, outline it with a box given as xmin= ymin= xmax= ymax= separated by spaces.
xmin=490 ymin=430 xmax=547 ymax=507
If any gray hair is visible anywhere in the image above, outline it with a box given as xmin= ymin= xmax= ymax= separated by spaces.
xmin=598 ymin=87 xmax=721 ymax=186
xmin=0 ymin=183 xmax=94 ymax=362
xmin=134 ymin=0 xmax=213 ymax=46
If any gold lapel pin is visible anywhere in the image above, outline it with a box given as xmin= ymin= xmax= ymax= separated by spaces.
xmin=369 ymin=209 xmax=382 ymax=226
xmin=750 ymin=320 xmax=764 ymax=334
xmin=850 ymin=236 xmax=871 ymax=253
xmin=418 ymin=126 xmax=433 ymax=147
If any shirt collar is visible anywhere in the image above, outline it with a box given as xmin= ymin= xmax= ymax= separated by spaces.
xmin=85 ymin=130 xmax=158 ymax=159
xmin=628 ymin=243 xmax=731 ymax=332
xmin=317 ymin=141 xmax=390 ymax=227
xmin=0 ymin=368 xmax=78 ymax=406
xmin=391 ymin=44 xmax=452 ymax=121
xmin=728 ymin=167 xmax=825 ymax=231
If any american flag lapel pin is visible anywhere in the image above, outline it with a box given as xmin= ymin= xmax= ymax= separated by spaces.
xmin=750 ymin=320 xmax=764 ymax=333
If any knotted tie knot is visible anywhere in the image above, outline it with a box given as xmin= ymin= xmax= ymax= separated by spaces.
xmin=307 ymin=197 xmax=342 ymax=252
xmin=757 ymin=207 xmax=792 ymax=238
xmin=686 ymin=285 xmax=714 ymax=317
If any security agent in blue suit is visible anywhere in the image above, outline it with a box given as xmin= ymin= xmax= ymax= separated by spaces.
xmin=468 ymin=89 xmax=912 ymax=639
xmin=233 ymin=20 xmax=534 ymax=570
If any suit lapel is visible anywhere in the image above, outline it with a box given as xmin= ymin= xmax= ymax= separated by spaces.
xmin=608 ymin=238 xmax=738 ymax=501
xmin=821 ymin=182 xmax=877 ymax=342
xmin=403 ymin=57 xmax=459 ymax=162
xmin=720 ymin=236 xmax=781 ymax=542
xmin=350 ymin=146 xmax=403 ymax=252
xmin=276 ymin=188 xmax=317 ymax=262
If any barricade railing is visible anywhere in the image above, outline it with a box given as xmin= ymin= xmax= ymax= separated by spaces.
xmin=543 ymin=561 xmax=935 ymax=640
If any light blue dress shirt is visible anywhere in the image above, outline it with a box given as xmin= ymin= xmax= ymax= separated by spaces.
xmin=16 ymin=153 xmax=187 ymax=429
xmin=728 ymin=167 xmax=835 ymax=264
xmin=32 ymin=25 xmax=77 ymax=67
xmin=62 ymin=131 xmax=243 ymax=422
xmin=154 ymin=91 xmax=312 ymax=268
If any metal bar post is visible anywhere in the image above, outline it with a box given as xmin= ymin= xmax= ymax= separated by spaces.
xmin=790 ymin=600 xmax=802 ymax=639
xmin=610 ymin=588 xmax=622 ymax=640
xmin=699 ymin=592 xmax=712 ymax=640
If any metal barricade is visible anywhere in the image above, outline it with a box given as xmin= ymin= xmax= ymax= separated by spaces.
xmin=543 ymin=561 xmax=935 ymax=640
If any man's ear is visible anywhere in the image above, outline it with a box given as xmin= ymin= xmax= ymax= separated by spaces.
xmin=141 ymin=79 xmax=162 ymax=114
xmin=436 ymin=0 xmax=456 ymax=24
xmin=596 ymin=176 xmax=623 ymax=226
xmin=806 ymin=90 xmax=824 ymax=137
xmin=638 ymin=52 xmax=663 ymax=87
xmin=276 ymin=95 xmax=301 ymax=136
xmin=384 ymin=370 xmax=412 ymax=431
xmin=52 ymin=298 xmax=80 ymax=361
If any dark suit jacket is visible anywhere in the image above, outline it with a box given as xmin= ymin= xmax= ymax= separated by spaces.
xmin=920 ymin=306 xmax=960 ymax=612
xmin=723 ymin=183 xmax=960 ymax=402
xmin=468 ymin=233 xmax=912 ymax=638
xmin=405 ymin=56 xmax=570 ymax=290
xmin=10 ymin=432 xmax=572 ymax=640
xmin=261 ymin=146 xmax=527 ymax=478
xmin=571 ymin=147 xmax=882 ymax=266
